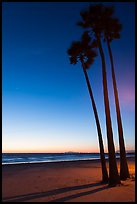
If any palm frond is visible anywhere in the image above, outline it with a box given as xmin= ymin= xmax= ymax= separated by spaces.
xmin=69 ymin=56 xmax=78 ymax=65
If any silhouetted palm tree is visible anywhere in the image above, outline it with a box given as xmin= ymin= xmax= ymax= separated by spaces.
xmin=101 ymin=6 xmax=130 ymax=180
xmin=67 ymin=33 xmax=108 ymax=182
xmin=78 ymin=4 xmax=121 ymax=186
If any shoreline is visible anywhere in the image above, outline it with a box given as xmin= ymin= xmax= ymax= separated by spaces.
xmin=2 ymin=157 xmax=101 ymax=166
xmin=2 ymin=155 xmax=135 ymax=167
xmin=2 ymin=157 xmax=135 ymax=202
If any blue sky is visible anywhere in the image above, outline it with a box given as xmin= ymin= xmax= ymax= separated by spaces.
xmin=2 ymin=2 xmax=135 ymax=153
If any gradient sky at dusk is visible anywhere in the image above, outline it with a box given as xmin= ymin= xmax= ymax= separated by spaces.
xmin=2 ymin=2 xmax=135 ymax=153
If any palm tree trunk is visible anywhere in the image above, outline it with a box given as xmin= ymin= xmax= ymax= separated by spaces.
xmin=96 ymin=35 xmax=121 ymax=186
xmin=81 ymin=59 xmax=108 ymax=182
xmin=106 ymin=38 xmax=130 ymax=180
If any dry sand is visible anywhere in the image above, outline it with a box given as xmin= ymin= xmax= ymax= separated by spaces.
xmin=2 ymin=157 xmax=135 ymax=202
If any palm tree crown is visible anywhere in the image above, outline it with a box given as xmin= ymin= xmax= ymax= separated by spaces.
xmin=78 ymin=4 xmax=122 ymax=41
xmin=67 ymin=32 xmax=97 ymax=68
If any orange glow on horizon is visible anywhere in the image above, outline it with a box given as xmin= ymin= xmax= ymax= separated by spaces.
xmin=2 ymin=148 xmax=134 ymax=153
xmin=2 ymin=147 xmax=135 ymax=154
xmin=2 ymin=147 xmax=101 ymax=154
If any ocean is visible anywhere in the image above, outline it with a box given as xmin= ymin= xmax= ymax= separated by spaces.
xmin=2 ymin=152 xmax=135 ymax=165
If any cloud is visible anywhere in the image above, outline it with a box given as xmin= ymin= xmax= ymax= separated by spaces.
xmin=117 ymin=85 xmax=135 ymax=111
xmin=109 ymin=81 xmax=135 ymax=111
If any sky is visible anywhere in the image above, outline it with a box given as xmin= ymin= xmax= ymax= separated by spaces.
xmin=2 ymin=2 xmax=135 ymax=153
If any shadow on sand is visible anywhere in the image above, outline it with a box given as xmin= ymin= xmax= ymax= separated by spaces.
xmin=2 ymin=181 xmax=109 ymax=202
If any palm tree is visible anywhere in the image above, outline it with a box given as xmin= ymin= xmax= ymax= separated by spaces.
xmin=101 ymin=6 xmax=130 ymax=180
xmin=67 ymin=33 xmax=108 ymax=182
xmin=78 ymin=4 xmax=121 ymax=186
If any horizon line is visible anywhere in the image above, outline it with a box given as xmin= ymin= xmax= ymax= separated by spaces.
xmin=2 ymin=150 xmax=135 ymax=154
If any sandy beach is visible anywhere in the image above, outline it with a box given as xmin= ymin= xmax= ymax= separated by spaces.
xmin=2 ymin=157 xmax=135 ymax=202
